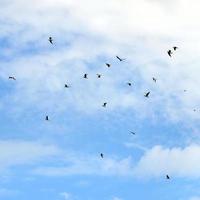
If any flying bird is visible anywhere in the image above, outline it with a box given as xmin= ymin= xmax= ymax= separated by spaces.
xmin=64 ymin=84 xmax=70 ymax=88
xmin=45 ymin=116 xmax=49 ymax=121
xmin=48 ymin=37 xmax=53 ymax=44
xmin=9 ymin=76 xmax=16 ymax=80
xmin=106 ymin=63 xmax=111 ymax=68
xmin=100 ymin=153 xmax=104 ymax=158
xmin=130 ymin=131 xmax=136 ymax=135
xmin=116 ymin=56 xmax=125 ymax=62
xmin=166 ymin=175 xmax=170 ymax=179
xmin=97 ymin=74 xmax=101 ymax=78
xmin=102 ymin=102 xmax=107 ymax=107
xmin=152 ymin=77 xmax=157 ymax=82
xmin=144 ymin=92 xmax=150 ymax=98
xmin=127 ymin=82 xmax=132 ymax=86
xmin=84 ymin=74 xmax=88 ymax=79
xmin=167 ymin=50 xmax=172 ymax=57
xmin=173 ymin=46 xmax=178 ymax=51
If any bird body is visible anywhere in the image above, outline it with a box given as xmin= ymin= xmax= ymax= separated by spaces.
xmin=116 ymin=56 xmax=125 ymax=62
xmin=127 ymin=82 xmax=132 ymax=86
xmin=130 ymin=131 xmax=135 ymax=135
xmin=84 ymin=74 xmax=88 ymax=79
xmin=106 ymin=63 xmax=111 ymax=67
xmin=64 ymin=84 xmax=70 ymax=88
xmin=100 ymin=153 xmax=104 ymax=158
xmin=9 ymin=76 xmax=16 ymax=80
xmin=102 ymin=102 xmax=107 ymax=107
xmin=45 ymin=116 xmax=49 ymax=121
xmin=144 ymin=92 xmax=150 ymax=98
xmin=49 ymin=37 xmax=53 ymax=44
xmin=153 ymin=77 xmax=157 ymax=82
xmin=97 ymin=74 xmax=101 ymax=78
xmin=166 ymin=175 xmax=170 ymax=179
xmin=168 ymin=50 xmax=172 ymax=57
xmin=173 ymin=46 xmax=178 ymax=51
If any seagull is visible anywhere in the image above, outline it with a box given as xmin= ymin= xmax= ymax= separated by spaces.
xmin=130 ymin=131 xmax=136 ymax=135
xmin=84 ymin=74 xmax=88 ymax=79
xmin=64 ymin=84 xmax=70 ymax=88
xmin=167 ymin=50 xmax=172 ymax=57
xmin=97 ymin=74 xmax=101 ymax=78
xmin=166 ymin=175 xmax=170 ymax=179
xmin=48 ymin=37 xmax=53 ymax=44
xmin=102 ymin=102 xmax=107 ymax=107
xmin=100 ymin=153 xmax=104 ymax=158
xmin=127 ymin=82 xmax=132 ymax=86
xmin=173 ymin=46 xmax=178 ymax=51
xmin=116 ymin=56 xmax=125 ymax=62
xmin=9 ymin=76 xmax=16 ymax=80
xmin=144 ymin=92 xmax=150 ymax=98
xmin=152 ymin=77 xmax=157 ymax=82
xmin=45 ymin=116 xmax=49 ymax=121
xmin=106 ymin=63 xmax=111 ymax=68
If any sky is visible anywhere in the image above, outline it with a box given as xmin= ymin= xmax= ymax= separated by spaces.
xmin=1 ymin=0 xmax=200 ymax=199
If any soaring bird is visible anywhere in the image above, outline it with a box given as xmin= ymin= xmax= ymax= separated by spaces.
xmin=48 ymin=37 xmax=53 ymax=44
xmin=127 ymin=82 xmax=132 ymax=86
xmin=9 ymin=76 xmax=16 ymax=80
xmin=84 ymin=74 xmax=88 ymax=79
xmin=116 ymin=56 xmax=125 ymax=62
xmin=168 ymin=50 xmax=172 ymax=57
xmin=152 ymin=77 xmax=157 ymax=82
xmin=166 ymin=175 xmax=170 ymax=179
xmin=130 ymin=131 xmax=136 ymax=135
xmin=97 ymin=74 xmax=101 ymax=78
xmin=106 ymin=63 xmax=111 ymax=67
xmin=173 ymin=46 xmax=178 ymax=51
xmin=102 ymin=102 xmax=107 ymax=107
xmin=45 ymin=116 xmax=49 ymax=121
xmin=144 ymin=92 xmax=150 ymax=98
xmin=64 ymin=84 xmax=70 ymax=88
xmin=100 ymin=153 xmax=104 ymax=158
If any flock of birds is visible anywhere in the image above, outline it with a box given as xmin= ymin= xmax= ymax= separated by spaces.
xmin=8 ymin=37 xmax=180 ymax=180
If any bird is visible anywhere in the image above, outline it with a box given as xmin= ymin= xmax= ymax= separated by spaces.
xmin=152 ymin=77 xmax=157 ymax=82
xmin=45 ymin=116 xmax=49 ymax=121
xmin=116 ymin=56 xmax=125 ymax=62
xmin=194 ymin=109 xmax=196 ymax=112
xmin=173 ymin=46 xmax=178 ymax=51
xmin=127 ymin=82 xmax=132 ymax=86
xmin=106 ymin=63 xmax=111 ymax=68
xmin=130 ymin=131 xmax=136 ymax=135
xmin=97 ymin=74 xmax=101 ymax=78
xmin=144 ymin=92 xmax=150 ymax=98
xmin=102 ymin=102 xmax=107 ymax=107
xmin=167 ymin=50 xmax=172 ymax=57
xmin=100 ymin=153 xmax=104 ymax=158
xmin=64 ymin=84 xmax=70 ymax=88
xmin=166 ymin=175 xmax=170 ymax=179
xmin=84 ymin=74 xmax=88 ymax=79
xmin=48 ymin=37 xmax=53 ymax=44
xmin=9 ymin=76 xmax=16 ymax=80
xmin=184 ymin=90 xmax=187 ymax=92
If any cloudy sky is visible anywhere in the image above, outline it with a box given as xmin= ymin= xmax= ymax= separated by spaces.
xmin=1 ymin=0 xmax=200 ymax=199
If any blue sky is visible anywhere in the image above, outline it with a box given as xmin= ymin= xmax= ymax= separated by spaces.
xmin=1 ymin=0 xmax=200 ymax=199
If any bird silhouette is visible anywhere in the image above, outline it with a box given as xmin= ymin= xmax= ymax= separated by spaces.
xmin=100 ymin=153 xmax=104 ymax=158
xmin=106 ymin=63 xmax=111 ymax=67
xmin=168 ymin=50 xmax=172 ymax=57
xmin=9 ymin=76 xmax=16 ymax=80
xmin=102 ymin=102 xmax=107 ymax=107
xmin=48 ymin=37 xmax=53 ymax=44
xmin=64 ymin=84 xmax=70 ymax=88
xmin=173 ymin=46 xmax=178 ymax=51
xmin=166 ymin=175 xmax=170 ymax=179
xmin=152 ymin=77 xmax=157 ymax=82
xmin=144 ymin=92 xmax=150 ymax=98
xmin=97 ymin=74 xmax=101 ymax=78
xmin=45 ymin=116 xmax=49 ymax=121
xmin=116 ymin=56 xmax=125 ymax=62
xmin=127 ymin=82 xmax=132 ymax=86
xmin=130 ymin=131 xmax=135 ymax=135
xmin=84 ymin=74 xmax=88 ymax=79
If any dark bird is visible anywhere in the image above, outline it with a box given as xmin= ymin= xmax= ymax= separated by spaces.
xmin=64 ymin=84 xmax=70 ymax=88
xmin=166 ymin=175 xmax=170 ymax=179
xmin=97 ymin=74 xmax=101 ymax=78
xmin=106 ymin=63 xmax=111 ymax=68
xmin=168 ymin=50 xmax=172 ymax=57
xmin=102 ymin=102 xmax=107 ymax=107
xmin=45 ymin=116 xmax=49 ymax=121
xmin=152 ymin=77 xmax=157 ymax=82
xmin=9 ymin=76 xmax=16 ymax=80
xmin=127 ymin=82 xmax=132 ymax=86
xmin=144 ymin=91 xmax=150 ymax=98
xmin=130 ymin=131 xmax=136 ymax=135
xmin=100 ymin=153 xmax=104 ymax=158
xmin=194 ymin=109 xmax=196 ymax=112
xmin=48 ymin=37 xmax=53 ymax=44
xmin=173 ymin=46 xmax=178 ymax=51
xmin=84 ymin=74 xmax=88 ymax=79
xmin=116 ymin=56 xmax=125 ymax=62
